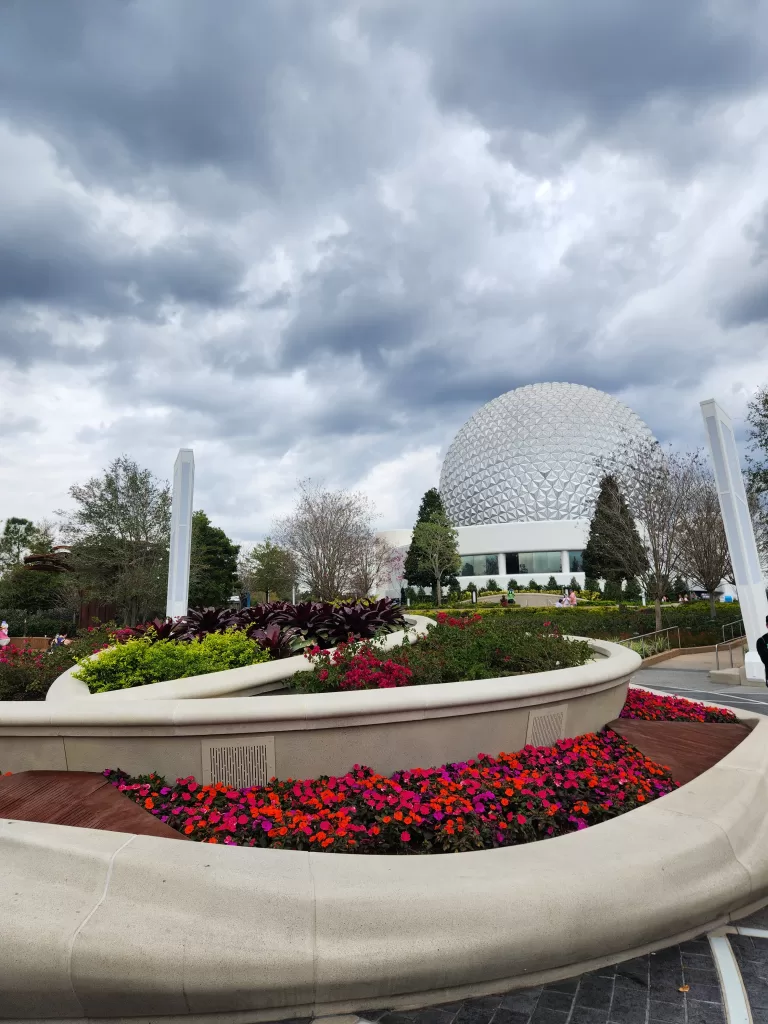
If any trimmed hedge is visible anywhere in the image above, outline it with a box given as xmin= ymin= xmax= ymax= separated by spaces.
xmin=416 ymin=603 xmax=741 ymax=648
xmin=0 ymin=608 xmax=76 ymax=638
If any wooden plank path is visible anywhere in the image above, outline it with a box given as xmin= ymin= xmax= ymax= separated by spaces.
xmin=0 ymin=770 xmax=187 ymax=840
xmin=607 ymin=719 xmax=752 ymax=785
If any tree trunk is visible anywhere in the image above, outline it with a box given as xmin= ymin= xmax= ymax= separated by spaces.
xmin=435 ymin=575 xmax=441 ymax=607
xmin=654 ymin=597 xmax=662 ymax=632
xmin=709 ymin=591 xmax=717 ymax=619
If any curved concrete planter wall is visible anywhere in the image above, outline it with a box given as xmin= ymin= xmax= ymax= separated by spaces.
xmin=0 ymin=696 xmax=765 ymax=1021
xmin=0 ymin=639 xmax=638 ymax=784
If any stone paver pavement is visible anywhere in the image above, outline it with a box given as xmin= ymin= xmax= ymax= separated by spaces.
xmin=282 ymin=905 xmax=768 ymax=1024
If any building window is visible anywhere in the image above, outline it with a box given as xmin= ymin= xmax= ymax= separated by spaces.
xmin=505 ymin=551 xmax=561 ymax=574
xmin=460 ymin=554 xmax=499 ymax=576
xmin=569 ymin=550 xmax=584 ymax=572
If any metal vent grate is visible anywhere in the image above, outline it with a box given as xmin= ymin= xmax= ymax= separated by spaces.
xmin=525 ymin=705 xmax=567 ymax=748
xmin=201 ymin=736 xmax=276 ymax=789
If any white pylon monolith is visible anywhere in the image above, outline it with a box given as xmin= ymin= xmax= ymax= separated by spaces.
xmin=700 ymin=399 xmax=768 ymax=681
xmin=166 ymin=449 xmax=195 ymax=620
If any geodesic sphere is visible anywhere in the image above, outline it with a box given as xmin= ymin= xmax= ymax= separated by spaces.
xmin=439 ymin=382 xmax=656 ymax=525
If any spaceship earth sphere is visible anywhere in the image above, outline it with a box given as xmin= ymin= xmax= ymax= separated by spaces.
xmin=439 ymin=382 xmax=656 ymax=526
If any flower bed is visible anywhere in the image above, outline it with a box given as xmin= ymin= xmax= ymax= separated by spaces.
xmin=105 ymin=730 xmax=676 ymax=853
xmin=620 ymin=687 xmax=737 ymax=723
xmin=64 ymin=598 xmax=406 ymax=694
xmin=99 ymin=687 xmax=739 ymax=853
xmin=295 ymin=613 xmax=593 ymax=693
xmin=0 ymin=624 xmax=116 ymax=701
xmin=417 ymin=604 xmax=742 ymax=649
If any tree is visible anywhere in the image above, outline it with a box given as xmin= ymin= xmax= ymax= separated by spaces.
xmin=0 ymin=518 xmax=54 ymax=568
xmin=583 ymin=475 xmax=648 ymax=590
xmin=410 ymin=510 xmax=460 ymax=608
xmin=624 ymin=577 xmax=642 ymax=602
xmin=604 ymin=578 xmax=623 ymax=602
xmin=604 ymin=442 xmax=698 ymax=630
xmin=274 ymin=481 xmax=376 ymax=601
xmin=404 ymin=488 xmax=453 ymax=588
xmin=239 ymin=538 xmax=298 ymax=603
xmin=745 ymin=388 xmax=768 ymax=572
xmin=747 ymin=385 xmax=768 ymax=489
xmin=676 ymin=466 xmax=731 ymax=618
xmin=58 ymin=455 xmax=171 ymax=626
xmin=569 ymin=576 xmax=581 ymax=593
xmin=187 ymin=511 xmax=240 ymax=608
xmin=0 ymin=561 xmax=66 ymax=611
xmin=546 ymin=575 xmax=559 ymax=591
xmin=349 ymin=535 xmax=400 ymax=597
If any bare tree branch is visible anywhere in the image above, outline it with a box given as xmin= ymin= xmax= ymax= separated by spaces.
xmin=274 ymin=480 xmax=377 ymax=601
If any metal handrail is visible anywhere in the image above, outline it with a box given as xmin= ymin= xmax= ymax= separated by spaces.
xmin=617 ymin=626 xmax=681 ymax=659
xmin=722 ymin=618 xmax=745 ymax=644
xmin=715 ymin=632 xmax=747 ymax=670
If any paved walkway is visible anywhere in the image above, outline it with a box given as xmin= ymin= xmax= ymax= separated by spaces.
xmin=635 ymin=664 xmax=768 ymax=717
xmin=294 ymin=906 xmax=768 ymax=1024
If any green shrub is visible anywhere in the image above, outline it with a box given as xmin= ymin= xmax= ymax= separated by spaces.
xmin=295 ymin=614 xmax=593 ymax=693
xmin=0 ymin=608 xmax=76 ymax=638
xmin=604 ymin=579 xmax=623 ymax=602
xmin=74 ymin=629 xmax=270 ymax=693
xmin=0 ymin=624 xmax=118 ymax=701
xmin=415 ymin=603 xmax=740 ymax=647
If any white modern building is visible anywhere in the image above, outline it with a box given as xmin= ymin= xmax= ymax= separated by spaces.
xmin=379 ymin=382 xmax=658 ymax=596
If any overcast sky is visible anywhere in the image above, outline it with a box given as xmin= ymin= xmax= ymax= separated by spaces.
xmin=1 ymin=0 xmax=768 ymax=544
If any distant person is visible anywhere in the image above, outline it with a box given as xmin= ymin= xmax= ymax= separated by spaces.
xmin=0 ymin=621 xmax=9 ymax=648
xmin=757 ymin=616 xmax=768 ymax=686
xmin=569 ymin=590 xmax=577 ymax=606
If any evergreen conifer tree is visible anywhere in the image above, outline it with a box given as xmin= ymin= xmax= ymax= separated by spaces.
xmin=583 ymin=475 xmax=647 ymax=590
xmin=404 ymin=488 xmax=454 ymax=588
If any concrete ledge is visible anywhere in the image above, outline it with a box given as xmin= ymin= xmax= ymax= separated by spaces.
xmin=0 ymin=639 xmax=638 ymax=781
xmin=45 ymin=615 xmax=436 ymax=702
xmin=0 ymin=692 xmax=764 ymax=1020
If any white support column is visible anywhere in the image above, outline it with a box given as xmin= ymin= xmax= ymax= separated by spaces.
xmin=561 ymin=550 xmax=570 ymax=576
xmin=498 ymin=552 xmax=506 ymax=576
xmin=700 ymin=399 xmax=768 ymax=681
xmin=166 ymin=448 xmax=195 ymax=620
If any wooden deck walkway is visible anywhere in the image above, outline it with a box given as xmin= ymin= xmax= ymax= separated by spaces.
xmin=0 ymin=771 xmax=187 ymax=840
xmin=606 ymin=719 xmax=752 ymax=785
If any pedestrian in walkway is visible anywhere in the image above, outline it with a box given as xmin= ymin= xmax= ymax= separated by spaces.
xmin=757 ymin=615 xmax=768 ymax=686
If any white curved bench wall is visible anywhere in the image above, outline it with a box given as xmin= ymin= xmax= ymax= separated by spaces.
xmin=0 ymin=700 xmax=765 ymax=1021
xmin=0 ymin=639 xmax=639 ymax=784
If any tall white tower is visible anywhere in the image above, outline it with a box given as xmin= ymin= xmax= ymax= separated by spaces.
xmin=700 ymin=399 xmax=768 ymax=681
xmin=166 ymin=448 xmax=195 ymax=620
